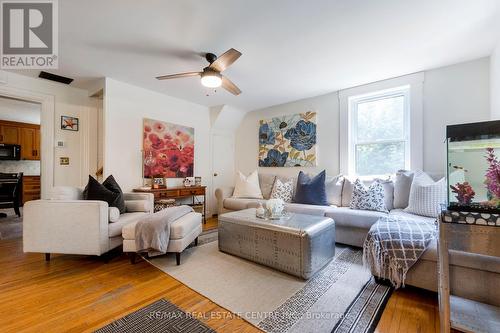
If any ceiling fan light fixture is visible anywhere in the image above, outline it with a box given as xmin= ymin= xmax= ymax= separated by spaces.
xmin=201 ymin=69 xmax=222 ymax=88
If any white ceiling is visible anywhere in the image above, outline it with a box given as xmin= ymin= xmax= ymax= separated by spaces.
xmin=0 ymin=97 xmax=41 ymax=124
xmin=13 ymin=0 xmax=500 ymax=111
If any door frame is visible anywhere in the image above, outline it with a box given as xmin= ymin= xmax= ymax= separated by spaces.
xmin=0 ymin=85 xmax=55 ymax=199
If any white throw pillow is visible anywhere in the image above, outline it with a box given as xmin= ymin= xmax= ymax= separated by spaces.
xmin=405 ymin=172 xmax=446 ymax=218
xmin=233 ymin=170 xmax=264 ymax=199
xmin=270 ymin=178 xmax=293 ymax=203
xmin=108 ymin=207 xmax=120 ymax=223
xmin=350 ymin=179 xmax=388 ymax=213
xmin=325 ymin=174 xmax=344 ymax=206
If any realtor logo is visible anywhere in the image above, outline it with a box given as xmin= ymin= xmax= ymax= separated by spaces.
xmin=1 ymin=0 xmax=58 ymax=69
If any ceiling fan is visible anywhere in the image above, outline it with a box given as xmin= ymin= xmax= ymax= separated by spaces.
xmin=156 ymin=48 xmax=242 ymax=95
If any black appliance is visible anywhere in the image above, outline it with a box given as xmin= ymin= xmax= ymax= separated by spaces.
xmin=0 ymin=144 xmax=21 ymax=160
xmin=0 ymin=172 xmax=22 ymax=217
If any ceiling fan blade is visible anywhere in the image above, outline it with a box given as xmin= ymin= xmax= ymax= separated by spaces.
xmin=209 ymin=48 xmax=242 ymax=72
xmin=221 ymin=76 xmax=241 ymax=95
xmin=156 ymin=72 xmax=201 ymax=80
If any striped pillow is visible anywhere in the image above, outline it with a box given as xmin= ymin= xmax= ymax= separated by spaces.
xmin=404 ymin=173 xmax=446 ymax=218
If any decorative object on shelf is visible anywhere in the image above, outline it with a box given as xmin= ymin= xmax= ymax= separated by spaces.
xmin=183 ymin=177 xmax=192 ymax=187
xmin=258 ymin=111 xmax=317 ymax=167
xmin=446 ymin=120 xmax=500 ymax=213
xmin=143 ymin=118 xmax=194 ymax=179
xmin=153 ymin=177 xmax=166 ymax=189
xmin=266 ymin=198 xmax=285 ymax=217
xmin=143 ymin=150 xmax=156 ymax=188
xmin=61 ymin=116 xmax=79 ymax=131
xmin=195 ymin=176 xmax=202 ymax=186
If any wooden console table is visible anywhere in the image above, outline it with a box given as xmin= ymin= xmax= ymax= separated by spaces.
xmin=133 ymin=186 xmax=207 ymax=223
xmin=438 ymin=210 xmax=500 ymax=333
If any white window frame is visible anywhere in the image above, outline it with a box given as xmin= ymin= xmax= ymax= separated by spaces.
xmin=339 ymin=73 xmax=424 ymax=179
xmin=348 ymin=86 xmax=410 ymax=178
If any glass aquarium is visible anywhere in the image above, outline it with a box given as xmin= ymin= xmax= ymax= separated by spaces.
xmin=446 ymin=120 xmax=500 ymax=213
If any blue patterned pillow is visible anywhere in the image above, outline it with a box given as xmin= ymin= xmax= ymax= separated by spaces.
xmin=293 ymin=170 xmax=328 ymax=206
xmin=349 ymin=179 xmax=388 ymax=213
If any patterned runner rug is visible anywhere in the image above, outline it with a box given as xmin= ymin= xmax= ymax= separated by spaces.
xmin=143 ymin=233 xmax=392 ymax=333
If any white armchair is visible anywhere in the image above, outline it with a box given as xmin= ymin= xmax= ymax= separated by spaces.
xmin=23 ymin=187 xmax=153 ymax=260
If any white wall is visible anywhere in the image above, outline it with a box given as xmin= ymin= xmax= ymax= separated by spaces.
xmin=236 ymin=57 xmax=490 ymax=179
xmin=103 ymin=78 xmax=212 ymax=211
xmin=423 ymin=57 xmax=490 ymax=175
xmin=491 ymin=40 xmax=500 ymax=119
xmin=236 ymin=92 xmax=340 ymax=178
xmin=0 ymin=70 xmax=95 ymax=187
xmin=0 ymin=96 xmax=41 ymax=124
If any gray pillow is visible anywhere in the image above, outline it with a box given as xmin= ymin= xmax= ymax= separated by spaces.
xmin=325 ymin=175 xmax=343 ymax=206
xmin=258 ymin=174 xmax=276 ymax=199
xmin=375 ymin=178 xmax=394 ymax=211
xmin=393 ymin=170 xmax=414 ymax=209
xmin=341 ymin=177 xmax=354 ymax=207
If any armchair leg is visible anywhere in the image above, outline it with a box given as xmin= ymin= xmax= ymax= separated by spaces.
xmin=45 ymin=253 xmax=50 ymax=262
xmin=176 ymin=253 xmax=181 ymax=266
xmin=128 ymin=252 xmax=137 ymax=264
xmin=194 ymin=237 xmax=198 ymax=246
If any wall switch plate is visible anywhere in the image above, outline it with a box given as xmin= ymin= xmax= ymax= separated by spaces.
xmin=60 ymin=157 xmax=69 ymax=165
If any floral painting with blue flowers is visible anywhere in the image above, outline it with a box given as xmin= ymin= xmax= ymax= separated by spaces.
xmin=258 ymin=111 xmax=317 ymax=167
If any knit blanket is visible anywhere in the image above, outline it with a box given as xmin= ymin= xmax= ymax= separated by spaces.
xmin=135 ymin=205 xmax=193 ymax=257
xmin=363 ymin=216 xmax=437 ymax=288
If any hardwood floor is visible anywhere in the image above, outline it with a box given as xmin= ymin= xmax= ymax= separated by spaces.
xmin=0 ymin=217 xmax=441 ymax=333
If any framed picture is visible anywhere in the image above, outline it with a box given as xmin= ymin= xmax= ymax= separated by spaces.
xmin=61 ymin=116 xmax=79 ymax=131
xmin=152 ymin=177 xmax=166 ymax=189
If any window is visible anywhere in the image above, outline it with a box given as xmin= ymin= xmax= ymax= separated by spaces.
xmin=348 ymin=86 xmax=410 ymax=177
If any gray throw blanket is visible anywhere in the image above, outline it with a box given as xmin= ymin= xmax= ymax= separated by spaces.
xmin=135 ymin=205 xmax=194 ymax=257
xmin=363 ymin=216 xmax=437 ymax=288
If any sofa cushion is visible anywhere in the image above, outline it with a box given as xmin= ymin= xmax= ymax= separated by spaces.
xmin=49 ymin=186 xmax=83 ymax=200
xmin=84 ymin=175 xmax=119 ymax=206
xmin=341 ymin=177 xmax=354 ymax=207
xmin=388 ymin=209 xmax=436 ymax=223
xmin=284 ymin=202 xmax=335 ymax=216
xmin=325 ymin=175 xmax=343 ymax=206
xmin=258 ymin=173 xmax=276 ymax=199
xmin=293 ymin=170 xmax=328 ymax=206
xmin=350 ymin=179 xmax=388 ymax=213
xmin=122 ymin=212 xmax=202 ymax=240
xmin=393 ymin=170 xmax=414 ymax=209
xmin=233 ymin=170 xmax=263 ymax=199
xmin=102 ymin=175 xmax=126 ymax=214
xmin=405 ymin=173 xmax=446 ymax=217
xmin=223 ymin=197 xmax=266 ymax=211
xmin=270 ymin=178 xmax=293 ymax=202
xmin=125 ymin=199 xmax=152 ymax=213
xmin=377 ymin=179 xmax=394 ymax=211
xmin=325 ymin=207 xmax=387 ymax=229
xmin=108 ymin=212 xmax=149 ymax=237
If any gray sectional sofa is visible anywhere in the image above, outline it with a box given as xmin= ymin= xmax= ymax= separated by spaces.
xmin=215 ymin=173 xmax=500 ymax=306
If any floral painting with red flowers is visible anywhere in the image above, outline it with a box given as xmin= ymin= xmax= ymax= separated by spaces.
xmin=143 ymin=118 xmax=194 ymax=178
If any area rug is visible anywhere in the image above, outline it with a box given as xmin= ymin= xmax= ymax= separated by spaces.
xmin=0 ymin=209 xmax=22 ymax=240
xmin=146 ymin=236 xmax=392 ymax=333
xmin=94 ymin=298 xmax=215 ymax=333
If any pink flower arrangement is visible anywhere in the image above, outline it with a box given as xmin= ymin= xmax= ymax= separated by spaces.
xmin=143 ymin=119 xmax=194 ymax=178
xmin=484 ymin=147 xmax=500 ymax=200
xmin=450 ymin=182 xmax=475 ymax=205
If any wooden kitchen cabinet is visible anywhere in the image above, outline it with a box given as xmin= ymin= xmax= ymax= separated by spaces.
xmin=0 ymin=124 xmax=20 ymax=144
xmin=0 ymin=120 xmax=40 ymax=160
xmin=22 ymin=176 xmax=41 ymax=204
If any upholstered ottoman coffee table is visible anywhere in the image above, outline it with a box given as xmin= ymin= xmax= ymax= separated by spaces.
xmin=218 ymin=208 xmax=335 ymax=279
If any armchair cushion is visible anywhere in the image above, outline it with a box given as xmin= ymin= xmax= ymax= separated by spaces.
xmin=84 ymin=176 xmax=118 ymax=206
xmin=125 ymin=199 xmax=151 ymax=213
xmin=102 ymin=175 xmax=126 ymax=213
